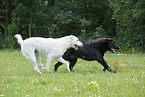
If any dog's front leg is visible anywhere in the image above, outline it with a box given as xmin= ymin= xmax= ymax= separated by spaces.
xmin=57 ymin=57 xmax=70 ymax=73
xmin=46 ymin=56 xmax=52 ymax=72
xmin=103 ymin=60 xmax=117 ymax=73
xmin=97 ymin=58 xmax=117 ymax=73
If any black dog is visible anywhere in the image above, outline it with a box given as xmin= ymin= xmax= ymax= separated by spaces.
xmin=54 ymin=38 xmax=120 ymax=73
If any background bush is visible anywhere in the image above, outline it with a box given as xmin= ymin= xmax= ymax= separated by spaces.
xmin=0 ymin=0 xmax=145 ymax=52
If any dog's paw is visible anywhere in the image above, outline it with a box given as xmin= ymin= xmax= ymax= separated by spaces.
xmin=40 ymin=72 xmax=42 ymax=74
xmin=113 ymin=71 xmax=117 ymax=73
xmin=38 ymin=66 xmax=47 ymax=70
xmin=46 ymin=70 xmax=51 ymax=72
xmin=108 ymin=69 xmax=117 ymax=73
xmin=103 ymin=68 xmax=106 ymax=71
xmin=38 ymin=72 xmax=42 ymax=74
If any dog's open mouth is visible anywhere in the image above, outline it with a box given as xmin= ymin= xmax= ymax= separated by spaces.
xmin=111 ymin=48 xmax=115 ymax=53
xmin=74 ymin=44 xmax=80 ymax=50
xmin=74 ymin=46 xmax=79 ymax=50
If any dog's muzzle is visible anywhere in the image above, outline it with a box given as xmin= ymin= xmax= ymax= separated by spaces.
xmin=74 ymin=41 xmax=83 ymax=50
xmin=74 ymin=44 xmax=83 ymax=50
xmin=111 ymin=46 xmax=120 ymax=53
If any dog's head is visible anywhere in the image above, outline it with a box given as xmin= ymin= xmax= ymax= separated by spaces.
xmin=106 ymin=38 xmax=120 ymax=53
xmin=69 ymin=35 xmax=83 ymax=50
xmin=93 ymin=38 xmax=120 ymax=53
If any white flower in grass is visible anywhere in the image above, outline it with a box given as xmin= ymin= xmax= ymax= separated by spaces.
xmin=54 ymin=86 xmax=62 ymax=91
xmin=15 ymin=92 xmax=17 ymax=94
xmin=73 ymin=89 xmax=78 ymax=92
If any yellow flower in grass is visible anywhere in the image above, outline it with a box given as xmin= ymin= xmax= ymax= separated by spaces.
xmin=88 ymin=81 xmax=99 ymax=87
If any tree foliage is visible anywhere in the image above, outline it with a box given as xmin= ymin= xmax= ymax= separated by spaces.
xmin=109 ymin=0 xmax=145 ymax=51
xmin=0 ymin=0 xmax=144 ymax=52
xmin=12 ymin=0 xmax=49 ymax=37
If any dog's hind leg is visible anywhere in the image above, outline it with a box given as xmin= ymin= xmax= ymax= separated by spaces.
xmin=30 ymin=56 xmax=42 ymax=74
xmin=56 ymin=57 xmax=70 ymax=73
xmin=22 ymin=49 xmax=42 ymax=74
xmin=54 ymin=62 xmax=63 ymax=72
xmin=35 ymin=51 xmax=46 ymax=70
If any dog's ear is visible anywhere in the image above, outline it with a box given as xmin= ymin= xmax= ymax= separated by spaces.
xmin=93 ymin=38 xmax=113 ymax=47
xmin=105 ymin=38 xmax=114 ymax=42
xmin=105 ymin=38 xmax=111 ymax=41
xmin=69 ymin=35 xmax=77 ymax=42
xmin=93 ymin=38 xmax=106 ymax=44
xmin=70 ymin=35 xmax=74 ymax=40
xmin=93 ymin=38 xmax=114 ymax=44
xmin=92 ymin=38 xmax=106 ymax=47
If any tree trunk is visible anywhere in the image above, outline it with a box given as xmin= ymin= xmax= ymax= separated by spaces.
xmin=81 ymin=25 xmax=86 ymax=42
xmin=142 ymin=30 xmax=144 ymax=52
xmin=5 ymin=0 xmax=12 ymax=36
xmin=29 ymin=18 xmax=32 ymax=37
xmin=0 ymin=22 xmax=7 ymax=36
xmin=49 ymin=0 xmax=55 ymax=7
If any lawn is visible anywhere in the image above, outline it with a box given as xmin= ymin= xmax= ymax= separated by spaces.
xmin=0 ymin=49 xmax=145 ymax=97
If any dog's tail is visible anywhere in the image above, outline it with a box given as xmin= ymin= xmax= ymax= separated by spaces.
xmin=14 ymin=34 xmax=23 ymax=45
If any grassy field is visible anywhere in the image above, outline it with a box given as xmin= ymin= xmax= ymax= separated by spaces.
xmin=0 ymin=49 xmax=145 ymax=97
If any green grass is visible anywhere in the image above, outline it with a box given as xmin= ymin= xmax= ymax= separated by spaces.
xmin=0 ymin=49 xmax=145 ymax=97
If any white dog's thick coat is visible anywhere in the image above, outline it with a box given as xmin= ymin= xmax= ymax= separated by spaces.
xmin=15 ymin=34 xmax=83 ymax=74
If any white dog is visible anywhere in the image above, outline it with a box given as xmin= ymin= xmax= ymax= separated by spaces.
xmin=14 ymin=34 xmax=83 ymax=74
